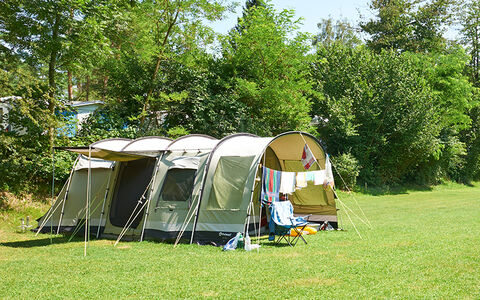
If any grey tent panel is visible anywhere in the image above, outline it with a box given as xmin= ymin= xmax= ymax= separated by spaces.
xmin=109 ymin=158 xmax=156 ymax=229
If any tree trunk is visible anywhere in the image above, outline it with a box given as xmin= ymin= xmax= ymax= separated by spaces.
xmin=86 ymin=75 xmax=91 ymax=101
xmin=68 ymin=70 xmax=73 ymax=101
xmin=48 ymin=13 xmax=61 ymax=149
xmin=140 ymin=8 xmax=180 ymax=125
xmin=102 ymin=76 xmax=108 ymax=101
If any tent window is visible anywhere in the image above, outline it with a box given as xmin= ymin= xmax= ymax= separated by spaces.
xmin=157 ymin=168 xmax=196 ymax=203
xmin=207 ymin=156 xmax=255 ymax=210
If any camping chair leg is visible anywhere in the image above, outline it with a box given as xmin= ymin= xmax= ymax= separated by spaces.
xmin=275 ymin=233 xmax=292 ymax=247
xmin=290 ymin=224 xmax=308 ymax=246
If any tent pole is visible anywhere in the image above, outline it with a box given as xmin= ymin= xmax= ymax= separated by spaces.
xmin=96 ymin=162 xmax=114 ymax=239
xmin=174 ymin=196 xmax=198 ymax=247
xmin=189 ymin=190 xmax=202 ymax=244
xmin=257 ymin=150 xmax=267 ymax=248
xmin=57 ymin=156 xmax=79 ymax=235
xmin=189 ymin=155 xmax=213 ymax=245
xmin=243 ymin=160 xmax=262 ymax=244
xmin=35 ymin=189 xmax=66 ymax=236
xmin=50 ymin=146 xmax=55 ymax=243
xmin=140 ymin=153 xmax=163 ymax=242
xmin=114 ymin=178 xmax=153 ymax=246
xmin=84 ymin=146 xmax=92 ymax=257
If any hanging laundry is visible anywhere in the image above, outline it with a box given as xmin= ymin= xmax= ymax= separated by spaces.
xmin=279 ymin=171 xmax=296 ymax=194
xmin=313 ymin=170 xmax=326 ymax=185
xmin=296 ymin=172 xmax=307 ymax=189
xmin=325 ymin=154 xmax=335 ymax=187
xmin=301 ymin=144 xmax=316 ymax=170
xmin=261 ymin=167 xmax=281 ymax=206
xmin=306 ymin=171 xmax=315 ymax=182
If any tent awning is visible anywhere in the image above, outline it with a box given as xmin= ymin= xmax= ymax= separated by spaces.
xmin=56 ymin=147 xmax=151 ymax=161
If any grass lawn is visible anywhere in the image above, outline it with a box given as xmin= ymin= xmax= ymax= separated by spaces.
xmin=1 ymin=183 xmax=479 ymax=299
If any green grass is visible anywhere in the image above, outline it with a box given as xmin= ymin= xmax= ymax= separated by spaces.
xmin=1 ymin=183 xmax=480 ymax=299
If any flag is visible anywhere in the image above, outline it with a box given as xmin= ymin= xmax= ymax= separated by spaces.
xmin=301 ymin=144 xmax=315 ymax=170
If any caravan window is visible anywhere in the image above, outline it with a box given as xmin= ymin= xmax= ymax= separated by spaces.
xmin=158 ymin=168 xmax=196 ymax=202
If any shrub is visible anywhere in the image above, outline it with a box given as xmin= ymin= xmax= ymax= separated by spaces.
xmin=331 ymin=152 xmax=360 ymax=190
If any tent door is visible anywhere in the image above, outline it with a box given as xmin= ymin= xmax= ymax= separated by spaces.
xmin=108 ymin=158 xmax=156 ymax=230
xmin=153 ymin=168 xmax=196 ymax=234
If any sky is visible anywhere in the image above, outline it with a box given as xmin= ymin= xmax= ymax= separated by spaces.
xmin=211 ymin=0 xmax=374 ymax=35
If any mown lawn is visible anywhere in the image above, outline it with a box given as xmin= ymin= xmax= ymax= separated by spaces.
xmin=1 ymin=183 xmax=479 ymax=299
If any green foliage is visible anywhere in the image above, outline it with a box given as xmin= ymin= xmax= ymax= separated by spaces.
xmin=313 ymin=18 xmax=361 ymax=47
xmin=361 ymin=0 xmax=453 ymax=53
xmin=331 ymin=153 xmax=360 ymax=190
xmin=311 ymin=43 xmax=473 ymax=185
xmin=220 ymin=3 xmax=314 ymax=135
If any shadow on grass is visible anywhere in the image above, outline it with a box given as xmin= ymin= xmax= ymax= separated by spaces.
xmin=0 ymin=235 xmax=78 ymax=248
xmin=353 ymin=184 xmax=433 ymax=196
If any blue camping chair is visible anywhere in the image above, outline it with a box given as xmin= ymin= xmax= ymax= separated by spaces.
xmin=269 ymin=201 xmax=310 ymax=246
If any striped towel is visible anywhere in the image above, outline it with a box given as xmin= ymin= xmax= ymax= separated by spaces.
xmin=261 ymin=167 xmax=281 ymax=206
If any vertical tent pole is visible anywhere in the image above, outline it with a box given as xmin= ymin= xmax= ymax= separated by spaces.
xmin=140 ymin=153 xmax=163 ymax=242
xmin=257 ymin=150 xmax=267 ymax=247
xmin=96 ymin=161 xmax=113 ymax=239
xmin=50 ymin=146 xmax=55 ymax=243
xmin=190 ymin=152 xmax=213 ymax=245
xmin=57 ymin=156 xmax=79 ymax=235
xmin=84 ymin=146 xmax=92 ymax=257
xmin=243 ymin=160 xmax=262 ymax=243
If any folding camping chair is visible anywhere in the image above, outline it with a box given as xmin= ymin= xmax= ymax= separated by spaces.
xmin=269 ymin=201 xmax=310 ymax=246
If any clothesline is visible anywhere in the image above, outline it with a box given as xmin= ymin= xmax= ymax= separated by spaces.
xmin=260 ymin=155 xmax=335 ymax=206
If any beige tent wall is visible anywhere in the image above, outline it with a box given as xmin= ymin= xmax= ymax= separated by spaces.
xmin=38 ymin=167 xmax=114 ymax=232
xmin=266 ymin=133 xmax=337 ymax=222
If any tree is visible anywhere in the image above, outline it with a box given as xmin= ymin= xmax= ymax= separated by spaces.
xmin=311 ymin=43 xmax=473 ymax=184
xmin=458 ymin=0 xmax=480 ymax=182
xmin=220 ymin=3 xmax=314 ymax=135
xmin=313 ymin=18 xmax=361 ymax=47
xmin=0 ymin=0 xmax=114 ymax=148
xmin=459 ymin=0 xmax=480 ymax=86
xmin=361 ymin=0 xmax=453 ymax=53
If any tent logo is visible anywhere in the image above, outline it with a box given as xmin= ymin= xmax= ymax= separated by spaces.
xmin=218 ymin=232 xmax=232 ymax=237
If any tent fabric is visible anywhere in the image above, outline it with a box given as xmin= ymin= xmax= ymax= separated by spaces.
xmin=206 ymin=155 xmax=255 ymax=210
xmin=74 ymin=155 xmax=114 ymax=170
xmin=167 ymin=134 xmax=218 ymax=151
xmin=38 ymin=131 xmax=337 ymax=244
xmin=121 ymin=137 xmax=172 ymax=157
xmin=62 ymin=147 xmax=149 ymax=161
xmin=108 ymin=158 xmax=156 ymax=229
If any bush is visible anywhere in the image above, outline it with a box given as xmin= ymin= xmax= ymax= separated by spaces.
xmin=331 ymin=153 xmax=360 ymax=190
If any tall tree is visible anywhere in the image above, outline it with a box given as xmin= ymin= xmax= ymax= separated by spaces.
xmin=0 ymin=0 xmax=111 ymax=147
xmin=313 ymin=18 xmax=361 ymax=47
xmin=459 ymin=0 xmax=480 ymax=86
xmin=221 ymin=2 xmax=313 ymax=135
xmin=458 ymin=0 xmax=480 ymax=182
xmin=361 ymin=0 xmax=453 ymax=53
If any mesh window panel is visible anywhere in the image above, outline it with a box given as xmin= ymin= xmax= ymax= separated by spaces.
xmin=157 ymin=169 xmax=196 ymax=203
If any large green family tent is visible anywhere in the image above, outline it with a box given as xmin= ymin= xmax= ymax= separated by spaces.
xmin=36 ymin=132 xmax=337 ymax=245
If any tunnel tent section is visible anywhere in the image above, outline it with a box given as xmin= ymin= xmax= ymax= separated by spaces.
xmin=142 ymin=135 xmax=219 ymax=241
xmin=36 ymin=149 xmax=119 ymax=235
xmin=191 ymin=132 xmax=337 ymax=244
xmin=266 ymin=132 xmax=337 ymax=223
